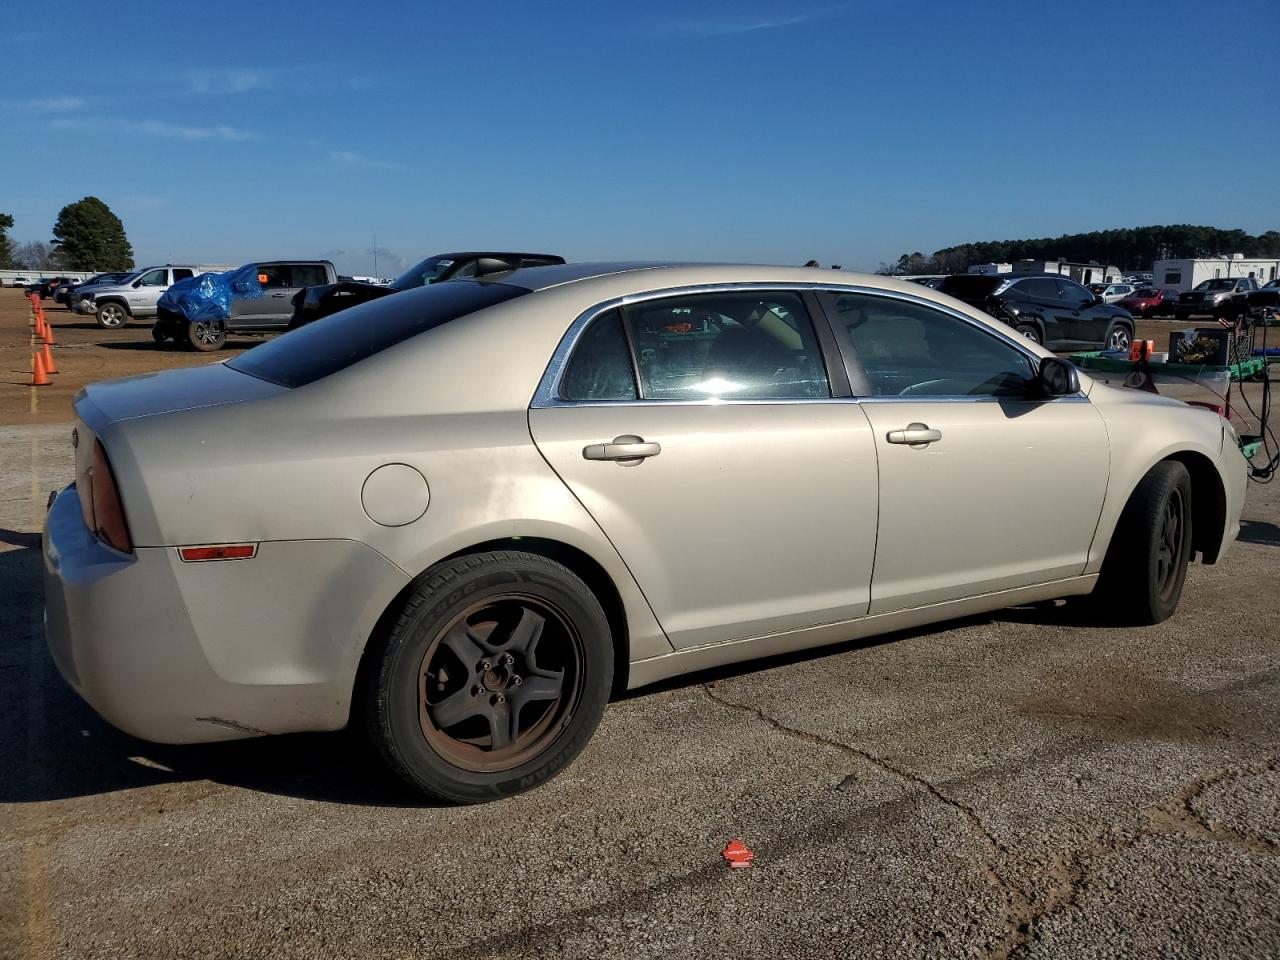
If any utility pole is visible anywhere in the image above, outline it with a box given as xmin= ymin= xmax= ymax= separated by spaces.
xmin=372 ymin=233 xmax=378 ymax=279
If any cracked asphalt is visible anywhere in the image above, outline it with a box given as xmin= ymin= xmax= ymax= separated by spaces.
xmin=2 ymin=408 xmax=1279 ymax=959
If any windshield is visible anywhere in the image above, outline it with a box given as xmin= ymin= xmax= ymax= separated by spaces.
xmin=391 ymin=257 xmax=455 ymax=291
xmin=228 ymin=280 xmax=529 ymax=388
xmin=1132 ymin=288 xmax=1158 ymax=297
xmin=1195 ymin=279 xmax=1236 ymax=291
xmin=936 ymin=275 xmax=1002 ymax=298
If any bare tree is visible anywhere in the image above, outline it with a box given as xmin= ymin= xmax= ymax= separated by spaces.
xmin=13 ymin=240 xmax=60 ymax=270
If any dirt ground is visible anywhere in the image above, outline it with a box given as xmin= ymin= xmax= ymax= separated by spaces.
xmin=0 ymin=285 xmax=1229 ymax=427
xmin=0 ymin=288 xmax=265 ymax=426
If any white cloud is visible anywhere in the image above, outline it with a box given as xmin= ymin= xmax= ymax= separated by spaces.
xmin=328 ymin=150 xmax=399 ymax=170
xmin=49 ymin=117 xmax=254 ymax=142
xmin=3 ymin=96 xmax=84 ymax=113
xmin=662 ymin=6 xmax=843 ymax=36
xmin=186 ymin=68 xmax=269 ymax=94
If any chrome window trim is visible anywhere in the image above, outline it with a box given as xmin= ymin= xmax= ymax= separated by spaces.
xmin=530 ymin=281 xmax=1084 ymax=409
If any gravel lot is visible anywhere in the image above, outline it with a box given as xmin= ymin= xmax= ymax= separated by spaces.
xmin=1 ymin=288 xmax=1278 ymax=959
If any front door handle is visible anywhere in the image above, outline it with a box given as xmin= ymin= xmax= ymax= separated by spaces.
xmin=583 ymin=434 xmax=661 ymax=465
xmin=886 ymin=422 xmax=942 ymax=446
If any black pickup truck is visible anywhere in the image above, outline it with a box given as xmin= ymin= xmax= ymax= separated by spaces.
xmin=289 ymin=251 xmax=565 ymax=328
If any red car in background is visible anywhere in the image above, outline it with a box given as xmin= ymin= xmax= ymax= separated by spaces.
xmin=1117 ymin=287 xmax=1178 ymax=317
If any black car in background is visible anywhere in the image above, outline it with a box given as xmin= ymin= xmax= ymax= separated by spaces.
xmin=52 ymin=272 xmax=132 ymax=306
xmin=937 ymin=273 xmax=1135 ymax=352
xmin=26 ymin=276 xmax=73 ymax=299
xmin=289 ymin=251 xmax=565 ymax=328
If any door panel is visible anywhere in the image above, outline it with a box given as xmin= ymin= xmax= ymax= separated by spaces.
xmin=860 ymin=398 xmax=1108 ymax=612
xmin=530 ymin=403 xmax=879 ymax=649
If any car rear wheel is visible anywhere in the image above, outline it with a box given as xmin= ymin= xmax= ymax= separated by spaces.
xmin=95 ymin=302 xmax=128 ymax=328
xmin=363 ymin=551 xmax=613 ymax=804
xmin=1013 ymin=322 xmax=1042 ymax=344
xmin=1106 ymin=324 xmax=1132 ymax=352
xmin=187 ymin=318 xmax=226 ymax=351
xmin=1095 ymin=460 xmax=1193 ymax=625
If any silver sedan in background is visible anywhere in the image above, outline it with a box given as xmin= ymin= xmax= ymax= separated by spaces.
xmin=43 ymin=263 xmax=1246 ymax=803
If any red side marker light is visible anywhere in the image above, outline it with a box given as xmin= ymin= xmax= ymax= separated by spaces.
xmin=722 ymin=839 xmax=754 ymax=869
xmin=179 ymin=544 xmax=258 ymax=562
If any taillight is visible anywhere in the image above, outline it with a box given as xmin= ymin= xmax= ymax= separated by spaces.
xmin=82 ymin=439 xmax=133 ymax=553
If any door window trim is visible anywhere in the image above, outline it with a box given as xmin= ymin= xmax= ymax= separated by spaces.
xmin=532 ymin=284 xmax=852 ymax=408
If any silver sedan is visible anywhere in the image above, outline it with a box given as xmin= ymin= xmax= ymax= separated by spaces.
xmin=43 ymin=263 xmax=1247 ymax=802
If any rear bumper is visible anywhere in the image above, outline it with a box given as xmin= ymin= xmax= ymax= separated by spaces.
xmin=1214 ymin=437 xmax=1248 ymax=562
xmin=43 ymin=485 xmax=409 ymax=743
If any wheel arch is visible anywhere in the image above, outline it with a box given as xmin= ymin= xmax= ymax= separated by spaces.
xmin=355 ymin=536 xmax=634 ymax=707
xmin=96 ymin=296 xmax=132 ymax=314
xmin=1165 ymin=450 xmax=1227 ymax=563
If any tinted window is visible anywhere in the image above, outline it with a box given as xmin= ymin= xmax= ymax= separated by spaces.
xmin=1019 ymin=278 xmax=1060 ymax=299
xmin=560 ymin=310 xmax=638 ymax=401
xmin=936 ymin=275 xmax=1002 ymax=298
xmin=172 ymin=268 xmax=195 ymax=281
xmin=622 ymin=292 xmax=829 ymax=400
xmin=138 ymin=269 xmax=167 ymax=286
xmin=391 ymin=257 xmax=454 ymax=290
xmin=256 ymin=264 xmax=293 ymax=289
xmin=1163 ymin=272 xmax=1182 ymax=284
xmin=826 ymin=292 xmax=1037 ymax=398
xmin=228 ymin=281 xmax=529 ymax=388
xmin=1056 ymin=279 xmax=1092 ymax=304
xmin=291 ymin=264 xmax=329 ymax=288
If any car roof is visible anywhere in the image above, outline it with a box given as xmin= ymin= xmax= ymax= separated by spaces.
xmin=435 ymin=252 xmax=564 ymax=261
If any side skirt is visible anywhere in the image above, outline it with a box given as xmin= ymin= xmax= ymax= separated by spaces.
xmin=625 ymin=575 xmax=1099 ymax=690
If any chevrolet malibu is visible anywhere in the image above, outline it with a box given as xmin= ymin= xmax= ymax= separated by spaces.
xmin=44 ymin=263 xmax=1247 ymax=803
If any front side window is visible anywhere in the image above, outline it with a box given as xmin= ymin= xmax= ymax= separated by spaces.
xmin=560 ymin=310 xmax=638 ymax=401
xmin=623 ymin=291 xmax=830 ymax=400
xmin=1056 ymin=279 xmax=1093 ymax=305
xmin=138 ymin=269 xmax=167 ymax=286
xmin=824 ymin=292 xmax=1037 ymax=398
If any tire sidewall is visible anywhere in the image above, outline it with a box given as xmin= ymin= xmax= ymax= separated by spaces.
xmin=1142 ymin=466 xmax=1194 ymax=621
xmin=187 ymin=319 xmax=225 ymax=351
xmin=1106 ymin=322 xmax=1132 ymax=351
xmin=377 ymin=556 xmax=612 ymax=803
xmin=96 ymin=302 xmax=128 ymax=328
xmin=1015 ymin=322 xmax=1042 ymax=344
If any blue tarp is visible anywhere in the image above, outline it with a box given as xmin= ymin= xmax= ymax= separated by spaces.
xmin=158 ymin=263 xmax=264 ymax=323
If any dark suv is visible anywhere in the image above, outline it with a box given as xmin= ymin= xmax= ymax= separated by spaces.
xmin=289 ymin=251 xmax=565 ymax=328
xmin=1174 ymin=277 xmax=1259 ymax=321
xmin=937 ymin=273 xmax=1135 ymax=352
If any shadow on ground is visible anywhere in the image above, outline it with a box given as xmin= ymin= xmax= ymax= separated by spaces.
xmin=1238 ymin=518 xmax=1280 ymax=548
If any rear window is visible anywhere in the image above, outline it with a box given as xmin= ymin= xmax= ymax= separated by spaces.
xmin=936 ymin=275 xmax=1002 ymax=298
xmin=228 ymin=281 xmax=529 ymax=388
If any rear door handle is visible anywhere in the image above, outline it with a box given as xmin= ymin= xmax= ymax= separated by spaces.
xmin=886 ymin=422 xmax=942 ymax=446
xmin=270 ymin=293 xmax=289 ymax=298
xmin=583 ymin=435 xmax=661 ymax=464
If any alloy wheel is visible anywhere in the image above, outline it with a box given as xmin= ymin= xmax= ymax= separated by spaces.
xmin=1155 ymin=488 xmax=1184 ymax=601
xmin=99 ymin=304 xmax=125 ymax=327
xmin=191 ymin=320 xmax=224 ymax=348
xmin=418 ymin=595 xmax=583 ymax=773
xmin=1109 ymin=327 xmax=1132 ymax=351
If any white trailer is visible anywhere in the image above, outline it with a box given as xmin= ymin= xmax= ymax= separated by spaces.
xmin=1154 ymin=255 xmax=1280 ymax=293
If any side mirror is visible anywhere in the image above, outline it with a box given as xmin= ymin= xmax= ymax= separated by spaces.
xmin=1092 ymin=294 xmax=1104 ymax=305
xmin=1038 ymin=357 xmax=1080 ymax=397
xmin=132 ymin=279 xmax=142 ymax=288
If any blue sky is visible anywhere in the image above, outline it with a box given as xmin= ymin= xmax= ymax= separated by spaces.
xmin=2 ymin=0 xmax=1277 ymax=276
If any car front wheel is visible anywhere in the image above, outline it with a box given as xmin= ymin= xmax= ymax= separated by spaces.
xmin=95 ymin=302 xmax=129 ymax=328
xmin=187 ymin=318 xmax=226 ymax=351
xmin=1095 ymin=460 xmax=1193 ymax=624
xmin=363 ymin=551 xmax=613 ymax=804
xmin=1106 ymin=324 xmax=1132 ymax=352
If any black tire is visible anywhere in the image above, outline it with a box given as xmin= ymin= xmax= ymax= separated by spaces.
xmin=1095 ymin=461 xmax=1193 ymax=625
xmin=1014 ymin=322 xmax=1043 ymax=345
xmin=362 ymin=551 xmax=613 ymax=804
xmin=187 ymin=318 xmax=226 ymax=351
xmin=1105 ymin=322 xmax=1133 ymax=352
xmin=151 ymin=325 xmax=168 ymax=343
xmin=95 ymin=301 xmax=129 ymax=329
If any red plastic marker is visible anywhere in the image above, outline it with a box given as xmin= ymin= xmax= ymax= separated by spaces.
xmin=722 ymin=839 xmax=754 ymax=869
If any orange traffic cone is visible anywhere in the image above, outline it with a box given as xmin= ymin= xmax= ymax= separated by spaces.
xmin=31 ymin=350 xmax=50 ymax=386
xmin=35 ymin=313 xmax=47 ymax=341
xmin=42 ymin=319 xmax=56 ymax=344
xmin=41 ymin=342 xmax=58 ymax=374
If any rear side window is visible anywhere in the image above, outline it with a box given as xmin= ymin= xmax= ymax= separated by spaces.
xmin=624 ymin=291 xmax=830 ymax=400
xmin=228 ymin=281 xmax=529 ymax=388
xmin=560 ymin=310 xmax=638 ymax=401
xmin=257 ymin=265 xmax=293 ymax=289
xmin=1020 ymin=278 xmax=1059 ymax=299
xmin=291 ymin=264 xmax=329 ymax=287
xmin=173 ymin=268 xmax=195 ymax=281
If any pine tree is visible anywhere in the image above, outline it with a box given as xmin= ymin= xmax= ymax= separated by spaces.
xmin=51 ymin=197 xmax=134 ymax=270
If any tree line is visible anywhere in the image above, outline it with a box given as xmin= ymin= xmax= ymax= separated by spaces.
xmin=0 ymin=197 xmax=134 ymax=272
xmin=880 ymin=225 xmax=1280 ymax=275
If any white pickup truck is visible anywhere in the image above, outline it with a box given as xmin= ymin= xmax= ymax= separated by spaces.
xmin=74 ymin=265 xmax=204 ymax=328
